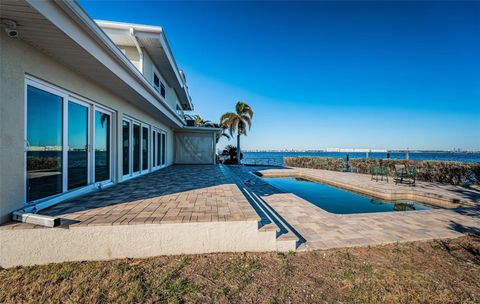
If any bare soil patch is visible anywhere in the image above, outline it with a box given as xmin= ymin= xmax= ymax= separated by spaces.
xmin=1 ymin=236 xmax=480 ymax=303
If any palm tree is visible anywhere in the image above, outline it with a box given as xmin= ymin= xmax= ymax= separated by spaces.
xmin=220 ymin=102 xmax=253 ymax=164
xmin=184 ymin=114 xmax=230 ymax=143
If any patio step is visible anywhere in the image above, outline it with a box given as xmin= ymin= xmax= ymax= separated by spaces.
xmin=247 ymin=189 xmax=300 ymax=252
xmin=220 ymin=165 xmax=300 ymax=252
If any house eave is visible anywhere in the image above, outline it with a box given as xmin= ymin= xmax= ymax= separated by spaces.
xmin=12 ymin=0 xmax=186 ymax=127
xmin=95 ymin=20 xmax=194 ymax=111
xmin=175 ymin=127 xmax=223 ymax=134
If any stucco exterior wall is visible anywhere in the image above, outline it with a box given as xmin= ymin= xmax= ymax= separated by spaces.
xmin=0 ymin=220 xmax=279 ymax=268
xmin=0 ymin=31 xmax=176 ymax=223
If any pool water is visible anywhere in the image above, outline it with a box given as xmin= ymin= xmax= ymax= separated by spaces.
xmin=263 ymin=177 xmax=434 ymax=214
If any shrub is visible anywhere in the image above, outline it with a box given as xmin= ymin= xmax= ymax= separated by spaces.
xmin=284 ymin=157 xmax=346 ymax=172
xmin=284 ymin=157 xmax=480 ymax=186
xmin=27 ymin=157 xmax=60 ymax=170
xmin=221 ymin=145 xmax=243 ymax=165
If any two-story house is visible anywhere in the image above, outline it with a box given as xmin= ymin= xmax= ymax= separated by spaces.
xmin=0 ymin=0 xmax=221 ymax=223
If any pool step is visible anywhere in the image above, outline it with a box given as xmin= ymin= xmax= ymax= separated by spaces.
xmin=248 ymin=189 xmax=302 ymax=251
xmin=221 ymin=165 xmax=301 ymax=252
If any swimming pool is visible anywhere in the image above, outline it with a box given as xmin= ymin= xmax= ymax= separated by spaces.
xmin=262 ymin=177 xmax=434 ymax=214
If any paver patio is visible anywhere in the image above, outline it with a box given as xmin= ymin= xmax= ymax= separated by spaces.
xmin=2 ymin=164 xmax=480 ymax=253
xmin=1 ymin=165 xmax=259 ymax=230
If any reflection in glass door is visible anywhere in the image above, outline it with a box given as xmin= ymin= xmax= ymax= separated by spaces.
xmin=94 ymin=110 xmax=110 ymax=182
xmin=142 ymin=126 xmax=149 ymax=171
xmin=26 ymin=85 xmax=63 ymax=202
xmin=133 ymin=123 xmax=141 ymax=173
xmin=157 ymin=132 xmax=161 ymax=167
xmin=152 ymin=129 xmax=162 ymax=170
xmin=161 ymin=132 xmax=166 ymax=166
xmin=122 ymin=120 xmax=130 ymax=176
xmin=26 ymin=78 xmax=115 ymax=205
xmin=68 ymin=101 xmax=89 ymax=190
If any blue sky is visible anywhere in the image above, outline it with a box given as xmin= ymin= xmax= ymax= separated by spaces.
xmin=79 ymin=1 xmax=480 ymax=151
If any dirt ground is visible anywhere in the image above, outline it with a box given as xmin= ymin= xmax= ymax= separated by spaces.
xmin=1 ymin=235 xmax=480 ymax=304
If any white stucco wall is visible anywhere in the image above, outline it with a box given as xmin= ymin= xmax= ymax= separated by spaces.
xmin=0 ymin=31 xmax=176 ymax=223
xmin=0 ymin=220 xmax=283 ymax=268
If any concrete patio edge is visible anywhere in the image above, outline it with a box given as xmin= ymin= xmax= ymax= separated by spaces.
xmin=0 ymin=220 xmax=279 ymax=268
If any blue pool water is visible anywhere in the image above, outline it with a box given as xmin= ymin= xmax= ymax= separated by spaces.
xmin=263 ymin=177 xmax=434 ymax=214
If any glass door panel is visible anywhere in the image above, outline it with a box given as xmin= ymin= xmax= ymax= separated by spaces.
xmin=161 ymin=133 xmax=166 ymax=166
xmin=157 ymin=133 xmax=161 ymax=167
xmin=68 ymin=101 xmax=89 ymax=190
xmin=133 ymin=124 xmax=141 ymax=173
xmin=94 ymin=111 xmax=110 ymax=182
xmin=26 ymin=85 xmax=63 ymax=202
xmin=152 ymin=130 xmax=156 ymax=168
xmin=142 ymin=126 xmax=149 ymax=171
xmin=122 ymin=120 xmax=130 ymax=176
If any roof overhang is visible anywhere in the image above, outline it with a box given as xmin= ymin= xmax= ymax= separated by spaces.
xmin=0 ymin=0 xmax=187 ymax=127
xmin=175 ymin=126 xmax=223 ymax=135
xmin=95 ymin=20 xmax=193 ymax=111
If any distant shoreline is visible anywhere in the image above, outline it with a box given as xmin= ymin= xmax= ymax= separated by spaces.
xmin=243 ymin=150 xmax=480 ymax=153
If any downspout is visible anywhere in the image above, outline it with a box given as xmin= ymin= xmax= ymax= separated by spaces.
xmin=130 ymin=28 xmax=143 ymax=73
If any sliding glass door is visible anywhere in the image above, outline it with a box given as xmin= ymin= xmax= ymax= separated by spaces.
xmin=152 ymin=129 xmax=161 ymax=170
xmin=133 ymin=123 xmax=141 ymax=174
xmin=68 ymin=101 xmax=89 ymax=190
xmin=161 ymin=132 xmax=166 ymax=166
xmin=122 ymin=120 xmax=130 ymax=176
xmin=26 ymin=85 xmax=63 ymax=202
xmin=123 ymin=117 xmax=165 ymax=178
xmin=142 ymin=126 xmax=149 ymax=172
xmin=94 ymin=110 xmax=111 ymax=182
xmin=26 ymin=78 xmax=113 ymax=204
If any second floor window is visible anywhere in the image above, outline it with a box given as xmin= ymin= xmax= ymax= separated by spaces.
xmin=153 ymin=72 xmax=160 ymax=92
xmin=153 ymin=72 xmax=166 ymax=99
xmin=160 ymin=83 xmax=165 ymax=98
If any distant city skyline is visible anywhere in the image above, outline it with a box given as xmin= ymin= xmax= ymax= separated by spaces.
xmin=79 ymin=1 xmax=480 ymax=151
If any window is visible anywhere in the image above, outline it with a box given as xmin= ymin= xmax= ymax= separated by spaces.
xmin=160 ymin=82 xmax=166 ymax=99
xmin=25 ymin=78 xmax=113 ymax=204
xmin=153 ymin=72 xmax=166 ymax=99
xmin=153 ymin=72 xmax=160 ymax=92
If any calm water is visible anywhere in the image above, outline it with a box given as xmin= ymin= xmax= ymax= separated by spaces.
xmin=263 ymin=177 xmax=434 ymax=214
xmin=244 ymin=151 xmax=480 ymax=166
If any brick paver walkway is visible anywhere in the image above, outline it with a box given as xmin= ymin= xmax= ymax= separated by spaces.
xmin=2 ymin=165 xmax=259 ymax=230
xmin=227 ymin=166 xmax=480 ymax=250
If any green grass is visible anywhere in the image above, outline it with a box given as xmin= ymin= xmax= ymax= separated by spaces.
xmin=1 ymin=236 xmax=479 ymax=303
